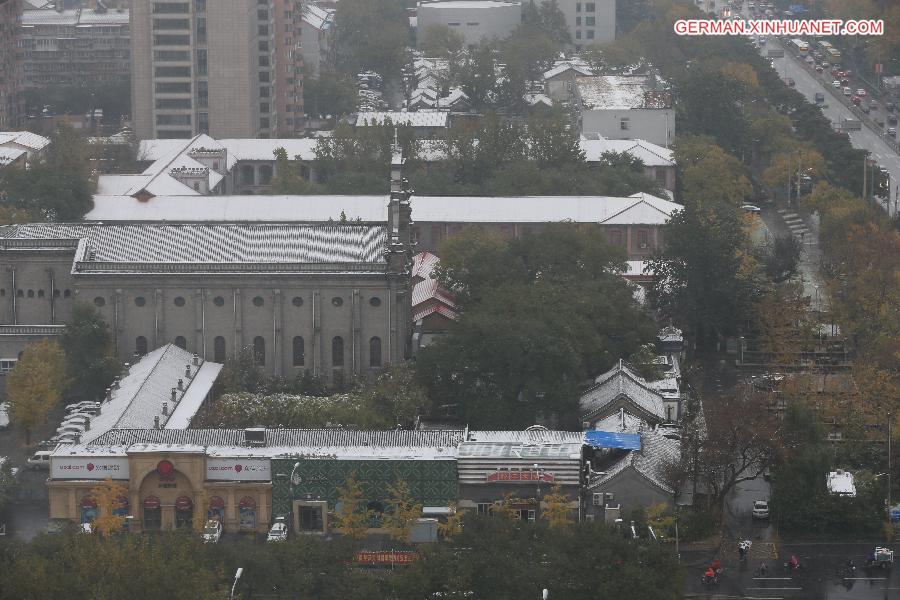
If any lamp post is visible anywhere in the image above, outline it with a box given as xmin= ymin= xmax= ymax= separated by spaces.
xmin=230 ymin=568 xmax=243 ymax=600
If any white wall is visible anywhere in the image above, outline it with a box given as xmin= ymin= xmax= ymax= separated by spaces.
xmin=417 ymin=1 xmax=522 ymax=48
xmin=581 ymin=108 xmax=674 ymax=148
xmin=552 ymin=0 xmax=615 ymax=47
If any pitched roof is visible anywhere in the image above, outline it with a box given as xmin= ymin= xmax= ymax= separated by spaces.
xmin=578 ymin=75 xmax=663 ymax=111
xmin=412 ymin=251 xmax=441 ymax=280
xmin=588 ymin=427 xmax=681 ymax=493
xmin=301 ymin=4 xmax=334 ymax=30
xmin=0 ymin=147 xmax=26 ymax=166
xmin=543 ymin=62 xmax=593 ymax=80
xmin=580 ymin=360 xmax=667 ymax=422
xmin=0 ymin=223 xmax=389 ymax=272
xmin=0 ymin=131 xmax=51 ymax=152
xmin=80 ymin=344 xmax=221 ymax=444
xmin=580 ymin=138 xmax=674 ymax=167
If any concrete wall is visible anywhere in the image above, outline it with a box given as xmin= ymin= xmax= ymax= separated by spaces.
xmin=581 ymin=108 xmax=675 ymax=148
xmin=553 ymin=0 xmax=615 ymax=47
xmin=586 ymin=469 xmax=673 ymax=519
xmin=417 ymin=1 xmax=522 ymax=48
xmin=207 ymin=0 xmax=259 ymax=138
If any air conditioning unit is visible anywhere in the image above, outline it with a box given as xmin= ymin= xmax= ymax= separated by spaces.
xmin=582 ymin=421 xmax=590 ymax=429
xmin=592 ymin=493 xmax=603 ymax=506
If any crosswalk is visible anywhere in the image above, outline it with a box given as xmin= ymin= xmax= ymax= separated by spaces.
xmin=776 ymin=209 xmax=810 ymax=240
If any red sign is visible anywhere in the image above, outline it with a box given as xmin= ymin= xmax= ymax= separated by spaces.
xmin=157 ymin=460 xmax=175 ymax=482
xmin=143 ymin=496 xmax=161 ymax=509
xmin=80 ymin=496 xmax=97 ymax=509
xmin=486 ymin=470 xmax=555 ymax=483
xmin=209 ymin=496 xmax=225 ymax=509
xmin=239 ymin=496 xmax=257 ymax=509
xmin=175 ymin=496 xmax=193 ymax=511
xmin=875 ymin=63 xmax=883 ymax=74
xmin=354 ymin=551 xmax=419 ymax=565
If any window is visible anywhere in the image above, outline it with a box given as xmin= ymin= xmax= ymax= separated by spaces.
xmin=258 ymin=25 xmax=269 ymax=36
xmin=94 ymin=296 xmax=106 ymax=307
xmin=0 ymin=359 xmax=18 ymax=374
xmin=16 ymin=290 xmax=22 ymax=298
xmin=37 ymin=290 xmax=44 ymax=298
xmin=655 ymin=168 xmax=668 ymax=186
xmin=292 ymin=336 xmax=305 ymax=366
xmin=196 ymin=49 xmax=207 ymax=76
xmin=259 ymin=56 xmax=270 ymax=67
xmin=153 ymin=2 xmax=188 ymax=13
xmin=477 ymin=503 xmax=492 ymax=515
xmin=213 ymin=296 xmax=225 ymax=307
xmin=576 ymin=17 xmax=581 ymax=25
xmin=258 ymin=40 xmax=269 ymax=52
xmin=135 ymin=296 xmax=146 ymax=307
xmin=332 ymin=336 xmax=344 ymax=367
xmin=27 ymin=290 xmax=34 ymax=298
xmin=156 ymin=98 xmax=191 ymax=109
xmin=587 ymin=29 xmax=594 ymax=39
xmin=609 ymin=229 xmax=623 ymax=246
xmin=174 ymin=296 xmax=186 ymax=307
xmin=153 ymin=19 xmax=189 ymax=30
xmin=576 ymin=30 xmax=582 ymax=40
xmin=637 ymin=230 xmax=650 ymax=249
xmin=252 ymin=296 xmax=264 ymax=307
xmin=369 ymin=297 xmax=381 ymax=307
xmin=259 ymin=165 xmax=273 ymax=185
xmin=156 ymin=114 xmax=192 ymax=126
xmin=53 ymin=290 xmax=59 ymax=298
xmin=292 ymin=296 xmax=304 ymax=307
xmin=155 ymin=81 xmax=191 ymax=93
xmin=331 ymin=297 xmax=343 ymax=307
xmin=135 ymin=336 xmax=148 ymax=356
xmin=620 ymin=117 xmax=630 ymax=130
xmin=214 ymin=336 xmax=226 ymax=363
xmin=240 ymin=165 xmax=255 ymax=186
xmin=253 ymin=336 xmax=266 ymax=366
xmin=174 ymin=336 xmax=187 ymax=350
xmin=153 ymin=34 xmax=190 ymax=46
xmin=586 ymin=16 xmax=595 ymax=26
xmin=586 ymin=2 xmax=595 ymax=11
xmin=576 ymin=2 xmax=581 ymax=11
xmin=64 ymin=290 xmax=71 ymax=298
xmin=369 ymin=337 xmax=381 ymax=367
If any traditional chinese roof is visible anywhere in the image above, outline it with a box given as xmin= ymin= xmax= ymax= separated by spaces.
xmin=580 ymin=360 xmax=667 ymax=423
xmin=588 ymin=427 xmax=680 ymax=493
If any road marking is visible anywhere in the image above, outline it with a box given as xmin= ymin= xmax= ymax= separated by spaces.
xmin=844 ymin=577 xmax=887 ymax=581
xmin=745 ymin=588 xmax=801 ymax=591
xmin=753 ymin=577 xmax=792 ymax=580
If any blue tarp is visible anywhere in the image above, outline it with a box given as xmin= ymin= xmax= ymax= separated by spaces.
xmin=584 ymin=430 xmax=642 ymax=451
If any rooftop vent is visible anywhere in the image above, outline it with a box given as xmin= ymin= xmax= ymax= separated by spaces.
xmin=244 ymin=428 xmax=266 ymax=447
xmin=192 ymin=354 xmax=200 ymax=366
xmin=177 ymin=378 xmax=184 ymax=391
xmin=154 ymin=416 xmax=160 ymax=429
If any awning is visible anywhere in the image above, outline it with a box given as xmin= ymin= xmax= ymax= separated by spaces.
xmin=584 ymin=430 xmax=642 ymax=451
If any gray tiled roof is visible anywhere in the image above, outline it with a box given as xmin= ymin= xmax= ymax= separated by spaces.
xmin=588 ymin=427 xmax=681 ymax=493
xmin=580 ymin=360 xmax=666 ymax=422
xmin=0 ymin=223 xmax=387 ymax=271
xmin=88 ymin=428 xmax=466 ymax=448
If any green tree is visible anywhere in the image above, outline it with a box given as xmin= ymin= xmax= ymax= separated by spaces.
xmin=334 ymin=472 xmax=371 ymax=540
xmin=302 ymin=71 xmax=359 ymax=119
xmin=627 ymin=343 xmax=666 ymax=381
xmin=6 ymin=339 xmax=66 ymax=444
xmin=60 ymin=303 xmax=121 ymax=402
xmin=213 ymin=346 xmax=268 ymax=396
xmin=420 ymin=23 xmax=465 ymax=58
xmin=0 ymin=458 xmax=17 ymax=513
xmin=418 ymin=224 xmax=654 ymax=427
xmin=0 ymin=126 xmax=95 ymax=221
xmin=270 ymin=147 xmax=324 ymax=194
xmin=332 ymin=0 xmax=409 ymax=79
xmin=458 ymin=40 xmax=500 ymax=109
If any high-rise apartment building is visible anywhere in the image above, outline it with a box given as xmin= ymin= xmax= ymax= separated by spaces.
xmin=0 ymin=0 xmax=21 ymax=129
xmin=131 ymin=0 xmax=278 ymax=140
xmin=273 ymin=0 xmax=304 ymax=137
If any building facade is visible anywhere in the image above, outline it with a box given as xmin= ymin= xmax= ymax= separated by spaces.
xmin=416 ymin=0 xmax=522 ymax=49
xmin=273 ymin=0 xmax=304 ymax=137
xmin=553 ymin=0 xmax=615 ymax=47
xmin=0 ymin=0 xmax=21 ymax=129
xmin=299 ymin=3 xmax=333 ymax=79
xmin=131 ymin=0 xmax=278 ymax=140
xmin=18 ymin=6 xmax=130 ymax=89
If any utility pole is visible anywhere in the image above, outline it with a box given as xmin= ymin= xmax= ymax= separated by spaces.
xmin=889 ymin=412 xmax=892 ymax=520
xmin=796 ymin=150 xmax=802 ymax=201
xmin=862 ymin=156 xmax=868 ymax=200
xmin=787 ymin=151 xmax=792 ymax=205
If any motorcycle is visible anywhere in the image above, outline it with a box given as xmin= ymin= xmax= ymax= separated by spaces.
xmin=738 ymin=540 xmax=752 ymax=561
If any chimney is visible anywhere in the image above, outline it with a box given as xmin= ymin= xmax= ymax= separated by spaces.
xmin=113 ymin=377 xmax=120 ymax=390
xmin=171 ymin=388 xmax=177 ymax=402
xmin=192 ymin=354 xmax=200 ymax=366
xmin=177 ymin=378 xmax=184 ymax=390
xmin=185 ymin=365 xmax=191 ymax=378
xmin=123 ymin=362 xmax=130 ymax=374
xmin=74 ymin=433 xmax=81 ymax=443
xmin=84 ymin=417 xmax=90 ymax=431
xmin=162 ymin=402 xmax=168 ymax=416
xmin=105 ymin=387 xmax=112 ymax=401
xmin=154 ymin=416 xmax=160 ymax=429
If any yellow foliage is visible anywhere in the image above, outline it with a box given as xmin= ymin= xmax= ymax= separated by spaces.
xmin=721 ymin=62 xmax=760 ymax=90
xmin=438 ymin=503 xmax=463 ymax=540
xmin=7 ymin=339 xmax=66 ymax=443
xmin=90 ymin=477 xmax=129 ymax=537
xmin=383 ymin=479 xmax=422 ymax=542
xmin=334 ymin=472 xmax=371 ymax=540
xmin=541 ymin=485 xmax=573 ymax=528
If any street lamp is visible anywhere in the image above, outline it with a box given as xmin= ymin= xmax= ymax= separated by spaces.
xmin=230 ymin=567 xmax=243 ymax=600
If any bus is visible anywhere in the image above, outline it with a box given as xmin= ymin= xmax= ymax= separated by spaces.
xmin=791 ymin=39 xmax=809 ymax=55
xmin=817 ymin=40 xmax=833 ymax=54
xmin=827 ymin=47 xmax=841 ymax=63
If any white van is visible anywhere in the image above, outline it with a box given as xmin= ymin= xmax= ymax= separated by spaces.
xmin=27 ymin=450 xmax=52 ymax=469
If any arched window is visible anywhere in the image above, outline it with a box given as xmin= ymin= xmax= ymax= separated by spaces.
xmin=213 ymin=336 xmax=226 ymax=363
xmin=174 ymin=336 xmax=187 ymax=350
xmin=27 ymin=289 xmax=34 ymax=298
xmin=369 ymin=337 xmax=381 ymax=367
xmin=253 ymin=336 xmax=266 ymax=366
xmin=332 ymin=336 xmax=344 ymax=367
xmin=292 ymin=336 xmax=304 ymax=366
xmin=135 ymin=336 xmax=148 ymax=356
xmin=240 ymin=164 xmax=255 ymax=186
xmin=259 ymin=164 xmax=273 ymax=185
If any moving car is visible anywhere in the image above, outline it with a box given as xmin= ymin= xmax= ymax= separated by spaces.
xmin=267 ymin=521 xmax=288 ymax=542
xmin=815 ymin=65 xmax=823 ymax=73
xmin=740 ymin=204 xmax=761 ymax=212
xmin=888 ymin=114 xmax=898 ymax=125
xmin=814 ymin=92 xmax=825 ymax=103
xmin=202 ymin=519 xmax=222 ymax=543
xmin=857 ymin=88 xmax=867 ymax=97
xmin=832 ymin=79 xmax=841 ymax=88
xmin=851 ymin=95 xmax=861 ymax=106
xmin=889 ymin=127 xmax=897 ymax=138
xmin=752 ymin=500 xmax=770 ymax=519
xmin=785 ymin=78 xmax=795 ymax=87
xmin=843 ymin=87 xmax=852 ymax=96
xmin=27 ymin=450 xmax=52 ymax=469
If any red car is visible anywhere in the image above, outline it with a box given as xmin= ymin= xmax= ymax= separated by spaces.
xmin=851 ymin=95 xmax=861 ymax=105
xmin=837 ymin=70 xmax=847 ymax=78
xmin=831 ymin=68 xmax=840 ymax=76
xmin=815 ymin=65 xmax=824 ymax=73
xmin=786 ymin=78 xmax=796 ymax=87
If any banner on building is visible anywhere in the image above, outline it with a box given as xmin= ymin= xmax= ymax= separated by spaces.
xmin=354 ymin=551 xmax=420 ymax=565
xmin=486 ymin=470 xmax=555 ymax=483
xmin=206 ymin=457 xmax=271 ymax=481
xmin=51 ymin=456 xmax=130 ymax=479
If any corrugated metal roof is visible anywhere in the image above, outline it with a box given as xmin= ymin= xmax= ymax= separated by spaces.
xmin=0 ymin=131 xmax=51 ymax=151
xmin=356 ymin=111 xmax=450 ymax=128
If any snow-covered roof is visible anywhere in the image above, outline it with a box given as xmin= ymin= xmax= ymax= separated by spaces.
xmin=220 ymin=138 xmax=318 ymax=162
xmin=588 ymin=426 xmax=680 ymax=493
xmin=21 ymin=7 xmax=128 ymax=26
xmin=302 ymin=4 xmax=334 ymax=30
xmin=0 ymin=131 xmax=51 ymax=152
xmin=524 ymin=93 xmax=554 ymax=107
xmin=84 ymin=193 xmax=679 ymax=226
xmin=79 ymin=345 xmax=221 ymax=444
xmin=827 ymin=470 xmax=857 ymax=497
xmin=0 ymin=147 xmax=26 ymax=166
xmin=579 ymin=75 xmax=664 ymax=111
xmin=0 ymin=223 xmax=389 ymax=272
xmin=591 ymin=411 xmax=646 ymax=434
xmin=356 ymin=111 xmax=450 ymax=128
xmin=419 ymin=0 xmax=521 ymax=8
xmin=581 ymin=138 xmax=674 ymax=167
xmin=622 ymin=260 xmax=653 ymax=280
xmin=580 ymin=360 xmax=667 ymax=422
xmin=543 ymin=63 xmax=593 ymax=80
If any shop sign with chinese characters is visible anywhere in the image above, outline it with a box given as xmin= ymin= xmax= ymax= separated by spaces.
xmin=486 ymin=470 xmax=555 ymax=483
xmin=206 ymin=457 xmax=271 ymax=481
xmin=354 ymin=551 xmax=420 ymax=565
xmin=51 ymin=456 xmax=130 ymax=479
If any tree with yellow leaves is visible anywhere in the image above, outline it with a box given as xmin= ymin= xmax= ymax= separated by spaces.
xmin=334 ymin=472 xmax=371 ymax=540
xmin=90 ymin=477 xmax=128 ymax=537
xmin=192 ymin=489 xmax=209 ymax=535
xmin=541 ymin=485 xmax=573 ymax=528
xmin=491 ymin=493 xmax=522 ymax=521
xmin=7 ymin=339 xmax=66 ymax=444
xmin=438 ymin=503 xmax=463 ymax=540
xmin=383 ymin=479 xmax=422 ymax=542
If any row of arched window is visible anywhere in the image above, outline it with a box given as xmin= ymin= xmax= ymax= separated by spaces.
xmin=0 ymin=289 xmax=72 ymax=298
xmin=134 ymin=335 xmax=383 ymax=367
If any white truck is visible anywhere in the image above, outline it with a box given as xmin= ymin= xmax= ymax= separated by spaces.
xmin=840 ymin=118 xmax=862 ymax=131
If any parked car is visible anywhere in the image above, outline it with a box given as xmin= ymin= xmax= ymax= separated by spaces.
xmin=752 ymin=500 xmax=770 ymax=519
xmin=832 ymin=79 xmax=841 ymax=88
xmin=55 ymin=424 xmax=84 ymax=436
xmin=814 ymin=92 xmax=825 ymax=103
xmin=64 ymin=411 xmax=97 ymax=421
xmin=267 ymin=521 xmax=288 ymax=542
xmin=889 ymin=127 xmax=897 ymax=138
xmin=49 ymin=433 xmax=78 ymax=444
xmin=831 ymin=67 xmax=840 ymax=76
xmin=61 ymin=416 xmax=90 ymax=427
xmin=840 ymin=78 xmax=849 ymax=87
xmin=202 ymin=519 xmax=222 ymax=543
xmin=857 ymin=88 xmax=867 ymax=97
xmin=27 ymin=450 xmax=52 ymax=469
